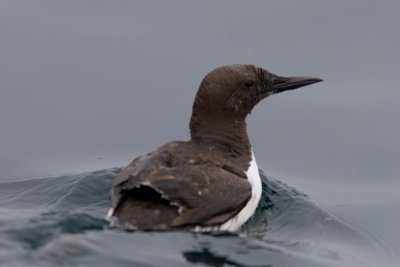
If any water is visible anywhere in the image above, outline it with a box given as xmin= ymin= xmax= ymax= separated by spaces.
xmin=1 ymin=1 xmax=400 ymax=266
xmin=0 ymin=169 xmax=395 ymax=267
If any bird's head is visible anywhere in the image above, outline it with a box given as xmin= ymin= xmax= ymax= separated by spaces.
xmin=192 ymin=64 xmax=322 ymax=117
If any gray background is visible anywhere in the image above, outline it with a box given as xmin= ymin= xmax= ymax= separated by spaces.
xmin=1 ymin=0 xmax=399 ymax=251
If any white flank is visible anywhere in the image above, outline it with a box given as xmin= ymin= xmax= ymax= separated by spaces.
xmin=106 ymin=208 xmax=113 ymax=220
xmin=216 ymin=151 xmax=262 ymax=231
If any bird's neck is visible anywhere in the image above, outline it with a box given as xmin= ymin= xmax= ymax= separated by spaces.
xmin=189 ymin=112 xmax=251 ymax=157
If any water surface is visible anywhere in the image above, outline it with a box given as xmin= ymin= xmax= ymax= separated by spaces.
xmin=0 ymin=169 xmax=396 ymax=267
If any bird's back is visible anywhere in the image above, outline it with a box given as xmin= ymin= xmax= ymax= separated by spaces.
xmin=110 ymin=141 xmax=252 ymax=230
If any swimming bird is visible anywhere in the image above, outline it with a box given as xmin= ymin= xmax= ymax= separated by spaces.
xmin=108 ymin=64 xmax=322 ymax=231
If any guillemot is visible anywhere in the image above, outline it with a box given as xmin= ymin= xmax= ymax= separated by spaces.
xmin=108 ymin=64 xmax=322 ymax=231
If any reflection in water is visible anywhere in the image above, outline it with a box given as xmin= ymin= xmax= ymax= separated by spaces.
xmin=183 ymin=248 xmax=271 ymax=267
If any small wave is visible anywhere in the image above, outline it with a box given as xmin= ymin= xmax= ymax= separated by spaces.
xmin=0 ymin=168 xmax=397 ymax=267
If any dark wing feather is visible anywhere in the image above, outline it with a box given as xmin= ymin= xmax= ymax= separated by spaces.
xmin=111 ymin=153 xmax=251 ymax=230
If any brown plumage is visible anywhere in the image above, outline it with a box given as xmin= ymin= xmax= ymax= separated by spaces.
xmin=110 ymin=65 xmax=322 ymax=231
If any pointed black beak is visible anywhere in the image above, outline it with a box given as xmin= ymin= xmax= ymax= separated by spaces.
xmin=272 ymin=76 xmax=323 ymax=94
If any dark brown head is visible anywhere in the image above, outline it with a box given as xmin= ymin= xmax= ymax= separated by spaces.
xmin=189 ymin=65 xmax=322 ymax=151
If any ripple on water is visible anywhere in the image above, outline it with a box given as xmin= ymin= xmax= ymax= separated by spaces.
xmin=0 ymin=168 xmax=397 ymax=267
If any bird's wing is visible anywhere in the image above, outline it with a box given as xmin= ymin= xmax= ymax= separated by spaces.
xmin=111 ymin=153 xmax=252 ymax=229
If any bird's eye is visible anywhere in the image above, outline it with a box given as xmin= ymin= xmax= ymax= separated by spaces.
xmin=244 ymin=80 xmax=255 ymax=87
